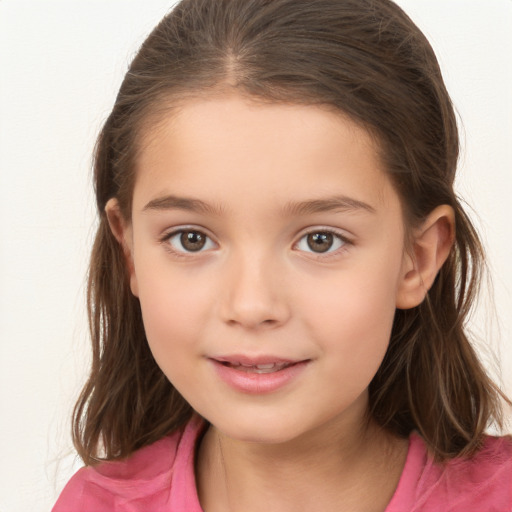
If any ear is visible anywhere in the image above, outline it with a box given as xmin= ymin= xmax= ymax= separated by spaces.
xmin=105 ymin=198 xmax=139 ymax=297
xmin=396 ymin=205 xmax=455 ymax=310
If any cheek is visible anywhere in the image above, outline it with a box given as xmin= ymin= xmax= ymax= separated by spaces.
xmin=133 ymin=258 xmax=215 ymax=365
xmin=135 ymin=274 xmax=213 ymax=400
xmin=310 ymin=288 xmax=396 ymax=401
xmin=299 ymin=254 xmax=402 ymax=367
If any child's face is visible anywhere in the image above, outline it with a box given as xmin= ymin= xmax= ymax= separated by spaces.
xmin=118 ymin=95 xmax=416 ymax=444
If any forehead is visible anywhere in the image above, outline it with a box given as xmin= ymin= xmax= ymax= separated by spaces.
xmin=133 ymin=94 xmax=398 ymax=215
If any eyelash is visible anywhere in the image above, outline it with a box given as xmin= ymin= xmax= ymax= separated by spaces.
xmin=160 ymin=227 xmax=216 ymax=256
xmin=294 ymin=228 xmax=352 ymax=258
xmin=160 ymin=227 xmax=352 ymax=258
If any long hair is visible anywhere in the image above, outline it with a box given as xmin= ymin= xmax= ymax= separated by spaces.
xmin=73 ymin=0 xmax=508 ymax=464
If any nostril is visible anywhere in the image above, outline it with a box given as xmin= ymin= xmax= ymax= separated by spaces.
xmin=226 ymin=317 xmax=277 ymax=328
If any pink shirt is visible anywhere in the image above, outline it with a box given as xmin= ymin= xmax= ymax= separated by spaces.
xmin=53 ymin=415 xmax=512 ymax=511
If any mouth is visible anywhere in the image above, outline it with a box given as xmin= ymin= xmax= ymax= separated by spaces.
xmin=216 ymin=360 xmax=296 ymax=374
xmin=209 ymin=355 xmax=310 ymax=393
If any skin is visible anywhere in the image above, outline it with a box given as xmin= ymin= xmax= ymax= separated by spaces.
xmin=107 ymin=94 xmax=454 ymax=512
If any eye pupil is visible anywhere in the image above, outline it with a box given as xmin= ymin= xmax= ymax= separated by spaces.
xmin=181 ymin=231 xmax=206 ymax=251
xmin=307 ymin=232 xmax=333 ymax=253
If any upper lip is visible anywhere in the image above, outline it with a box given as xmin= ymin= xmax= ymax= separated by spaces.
xmin=211 ymin=355 xmax=307 ymax=366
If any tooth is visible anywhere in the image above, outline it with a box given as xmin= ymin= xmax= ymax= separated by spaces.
xmin=255 ymin=367 xmax=277 ymax=374
xmin=256 ymin=363 xmax=276 ymax=369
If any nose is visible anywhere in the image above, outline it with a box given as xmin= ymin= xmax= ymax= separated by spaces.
xmin=220 ymin=251 xmax=291 ymax=330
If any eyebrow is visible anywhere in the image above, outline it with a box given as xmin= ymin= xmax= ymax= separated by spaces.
xmin=283 ymin=195 xmax=376 ymax=216
xmin=142 ymin=194 xmax=375 ymax=216
xmin=143 ymin=195 xmax=223 ymax=215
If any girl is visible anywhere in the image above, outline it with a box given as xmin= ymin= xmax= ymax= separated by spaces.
xmin=53 ymin=0 xmax=512 ymax=510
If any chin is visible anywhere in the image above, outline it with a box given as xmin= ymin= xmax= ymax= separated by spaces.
xmin=208 ymin=410 xmax=313 ymax=445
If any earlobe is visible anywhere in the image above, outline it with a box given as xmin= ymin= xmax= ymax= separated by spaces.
xmin=105 ymin=198 xmax=139 ymax=297
xmin=396 ymin=205 xmax=455 ymax=310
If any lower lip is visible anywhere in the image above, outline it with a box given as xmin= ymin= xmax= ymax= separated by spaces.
xmin=210 ymin=360 xmax=309 ymax=394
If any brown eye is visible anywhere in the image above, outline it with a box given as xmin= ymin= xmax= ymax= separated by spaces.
xmin=306 ymin=232 xmax=334 ymax=253
xmin=166 ymin=229 xmax=214 ymax=253
xmin=180 ymin=230 xmax=207 ymax=251
xmin=296 ymin=230 xmax=346 ymax=255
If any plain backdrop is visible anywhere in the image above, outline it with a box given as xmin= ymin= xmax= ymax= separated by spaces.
xmin=0 ymin=1 xmax=511 ymax=510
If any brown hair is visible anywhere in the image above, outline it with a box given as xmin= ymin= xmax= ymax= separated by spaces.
xmin=73 ymin=0 xmax=509 ymax=464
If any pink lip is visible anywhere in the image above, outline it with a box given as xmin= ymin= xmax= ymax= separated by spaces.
xmin=213 ymin=354 xmax=297 ymax=365
xmin=209 ymin=355 xmax=310 ymax=394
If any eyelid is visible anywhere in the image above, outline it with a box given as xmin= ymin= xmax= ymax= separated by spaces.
xmin=293 ymin=226 xmax=353 ymax=257
xmin=160 ymin=225 xmax=217 ymax=255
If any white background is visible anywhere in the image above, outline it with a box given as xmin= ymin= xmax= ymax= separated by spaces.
xmin=0 ymin=1 xmax=511 ymax=510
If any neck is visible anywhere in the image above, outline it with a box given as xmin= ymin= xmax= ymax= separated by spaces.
xmin=196 ymin=402 xmax=408 ymax=512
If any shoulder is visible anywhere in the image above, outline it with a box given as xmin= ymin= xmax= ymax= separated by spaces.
xmin=439 ymin=435 xmax=512 ymax=510
xmin=389 ymin=433 xmax=512 ymax=512
xmin=52 ymin=415 xmax=205 ymax=512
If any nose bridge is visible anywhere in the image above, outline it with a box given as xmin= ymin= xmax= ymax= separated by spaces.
xmin=221 ymin=244 xmax=289 ymax=329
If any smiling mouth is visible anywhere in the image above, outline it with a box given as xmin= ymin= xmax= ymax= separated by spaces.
xmin=219 ymin=361 xmax=294 ymax=374
xmin=210 ymin=357 xmax=310 ymax=393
